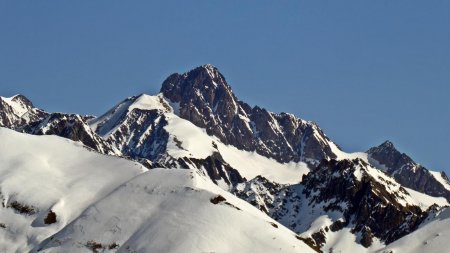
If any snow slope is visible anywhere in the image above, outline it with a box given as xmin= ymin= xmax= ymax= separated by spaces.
xmin=0 ymin=128 xmax=315 ymax=253
xmin=36 ymin=169 xmax=316 ymax=253
xmin=430 ymin=170 xmax=450 ymax=192
xmin=358 ymin=161 xmax=448 ymax=210
xmin=0 ymin=127 xmax=146 ymax=252
xmin=0 ymin=95 xmax=30 ymax=116
xmin=88 ymin=94 xmax=172 ymax=138
xmin=379 ymin=208 xmax=450 ymax=253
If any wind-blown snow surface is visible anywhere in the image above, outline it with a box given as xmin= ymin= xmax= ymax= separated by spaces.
xmin=37 ymin=169 xmax=315 ymax=253
xmin=0 ymin=128 xmax=146 ymax=252
xmin=379 ymin=208 xmax=450 ymax=253
xmin=0 ymin=128 xmax=314 ymax=253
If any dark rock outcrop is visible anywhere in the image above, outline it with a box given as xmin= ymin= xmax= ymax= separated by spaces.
xmin=302 ymin=159 xmax=425 ymax=245
xmin=160 ymin=64 xmax=337 ymax=165
xmin=368 ymin=141 xmax=450 ymax=201
xmin=233 ymin=158 xmax=428 ymax=249
xmin=90 ymin=94 xmax=245 ymax=187
xmin=22 ymin=113 xmax=118 ymax=155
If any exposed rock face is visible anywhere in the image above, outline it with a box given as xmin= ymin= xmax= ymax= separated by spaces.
xmin=176 ymin=152 xmax=245 ymax=186
xmin=368 ymin=141 xmax=450 ymax=201
xmin=89 ymin=94 xmax=245 ymax=187
xmin=22 ymin=113 xmax=119 ymax=155
xmin=160 ymin=64 xmax=337 ymax=165
xmin=0 ymin=95 xmax=47 ymax=129
xmin=301 ymin=159 xmax=426 ymax=245
xmin=88 ymin=94 xmax=173 ymax=162
xmin=233 ymin=175 xmax=291 ymax=216
xmin=233 ymin=158 xmax=428 ymax=248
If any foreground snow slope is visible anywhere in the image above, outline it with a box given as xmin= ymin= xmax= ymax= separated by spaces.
xmin=379 ymin=208 xmax=450 ymax=253
xmin=37 ymin=169 xmax=316 ymax=253
xmin=0 ymin=127 xmax=146 ymax=252
xmin=0 ymin=128 xmax=315 ymax=253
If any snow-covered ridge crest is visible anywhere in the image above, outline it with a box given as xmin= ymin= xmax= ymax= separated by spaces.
xmin=0 ymin=94 xmax=34 ymax=117
xmin=89 ymin=93 xmax=173 ymax=138
xmin=0 ymin=94 xmax=48 ymax=129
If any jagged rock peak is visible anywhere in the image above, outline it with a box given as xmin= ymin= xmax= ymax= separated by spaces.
xmin=367 ymin=140 xmax=415 ymax=166
xmin=0 ymin=94 xmax=34 ymax=110
xmin=0 ymin=94 xmax=48 ymax=129
xmin=160 ymin=64 xmax=234 ymax=104
xmin=367 ymin=140 xmax=400 ymax=154
xmin=367 ymin=139 xmax=450 ymax=201
xmin=157 ymin=64 xmax=337 ymax=164
xmin=379 ymin=140 xmax=395 ymax=149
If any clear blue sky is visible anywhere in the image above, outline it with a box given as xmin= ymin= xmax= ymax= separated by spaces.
xmin=1 ymin=1 xmax=449 ymax=172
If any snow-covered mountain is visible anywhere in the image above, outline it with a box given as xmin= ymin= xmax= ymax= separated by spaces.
xmin=0 ymin=128 xmax=146 ymax=252
xmin=367 ymin=141 xmax=450 ymax=201
xmin=1 ymin=64 xmax=450 ymax=252
xmin=0 ymin=128 xmax=315 ymax=253
xmin=160 ymin=64 xmax=337 ymax=165
xmin=87 ymin=92 xmax=310 ymax=188
xmin=233 ymin=158 xmax=448 ymax=252
xmin=0 ymin=94 xmax=47 ymax=128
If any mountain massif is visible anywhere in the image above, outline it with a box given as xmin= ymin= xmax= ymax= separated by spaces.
xmin=1 ymin=64 xmax=449 ymax=253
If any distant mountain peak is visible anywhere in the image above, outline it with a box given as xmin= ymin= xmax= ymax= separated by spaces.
xmin=0 ymin=94 xmax=34 ymax=110
xmin=380 ymin=140 xmax=395 ymax=148
xmin=10 ymin=94 xmax=34 ymax=108
xmin=0 ymin=94 xmax=47 ymax=128
xmin=367 ymin=140 xmax=450 ymax=201
xmin=159 ymin=64 xmax=336 ymax=164
xmin=200 ymin=63 xmax=219 ymax=72
xmin=367 ymin=140 xmax=402 ymax=156
xmin=160 ymin=64 xmax=233 ymax=105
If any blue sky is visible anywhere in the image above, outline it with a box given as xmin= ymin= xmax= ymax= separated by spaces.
xmin=1 ymin=1 xmax=449 ymax=172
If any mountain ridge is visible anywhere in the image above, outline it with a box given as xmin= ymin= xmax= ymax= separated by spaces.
xmin=1 ymin=64 xmax=450 ymax=252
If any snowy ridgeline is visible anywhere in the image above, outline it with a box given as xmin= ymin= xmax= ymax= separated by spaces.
xmin=2 ymin=64 xmax=450 ymax=253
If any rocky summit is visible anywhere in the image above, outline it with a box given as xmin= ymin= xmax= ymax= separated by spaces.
xmin=161 ymin=64 xmax=337 ymax=165
xmin=367 ymin=140 xmax=450 ymax=201
xmin=0 ymin=64 xmax=450 ymax=253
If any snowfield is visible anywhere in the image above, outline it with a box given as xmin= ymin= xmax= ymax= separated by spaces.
xmin=0 ymin=128 xmax=146 ymax=252
xmin=379 ymin=208 xmax=450 ymax=253
xmin=37 ymin=169 xmax=315 ymax=253
xmin=0 ymin=128 xmax=315 ymax=253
